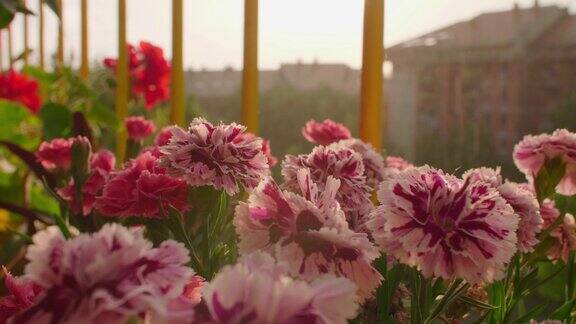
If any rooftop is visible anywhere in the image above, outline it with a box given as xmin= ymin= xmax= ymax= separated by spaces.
xmin=388 ymin=3 xmax=575 ymax=61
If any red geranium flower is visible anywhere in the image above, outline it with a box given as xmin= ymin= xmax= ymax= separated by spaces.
xmin=0 ymin=70 xmax=42 ymax=113
xmin=104 ymin=42 xmax=170 ymax=109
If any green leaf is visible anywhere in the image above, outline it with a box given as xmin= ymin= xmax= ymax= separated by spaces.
xmin=0 ymin=5 xmax=14 ymax=28
xmin=30 ymin=183 xmax=60 ymax=215
xmin=43 ymin=0 xmax=58 ymax=17
xmin=534 ymin=157 xmax=566 ymax=203
xmin=457 ymin=296 xmax=499 ymax=310
xmin=0 ymin=0 xmax=33 ymax=14
xmin=87 ymin=102 xmax=119 ymax=128
xmin=40 ymin=103 xmax=73 ymax=140
xmin=514 ymin=302 xmax=547 ymax=323
xmin=550 ymin=299 xmax=576 ymax=320
xmin=22 ymin=65 xmax=59 ymax=90
xmin=12 ymin=48 xmax=33 ymax=64
xmin=0 ymin=99 xmax=41 ymax=149
xmin=0 ymin=0 xmax=32 ymax=28
xmin=425 ymin=279 xmax=469 ymax=323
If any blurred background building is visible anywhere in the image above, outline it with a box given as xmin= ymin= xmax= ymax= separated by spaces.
xmin=172 ymin=2 xmax=576 ymax=179
xmin=387 ymin=2 xmax=576 ymax=176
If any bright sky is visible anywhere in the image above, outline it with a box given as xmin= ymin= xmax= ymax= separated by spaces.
xmin=5 ymin=0 xmax=575 ymax=71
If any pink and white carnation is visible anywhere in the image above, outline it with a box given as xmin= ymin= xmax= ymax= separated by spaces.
xmin=58 ymin=150 xmax=116 ymax=215
xmin=201 ymin=251 xmax=359 ymax=324
xmin=282 ymin=144 xmax=372 ymax=214
xmin=541 ymin=199 xmax=576 ymax=263
xmin=125 ymin=116 xmax=156 ymax=141
xmin=7 ymin=224 xmax=195 ymax=324
xmin=498 ymin=182 xmax=542 ymax=253
xmin=159 ymin=118 xmax=269 ymax=195
xmin=513 ymin=129 xmax=576 ymax=195
xmin=463 ymin=168 xmax=542 ymax=253
xmin=95 ymin=152 xmax=189 ymax=218
xmin=367 ymin=166 xmax=518 ymax=283
xmin=302 ymin=119 xmax=352 ymax=146
xmin=336 ymin=139 xmax=385 ymax=189
xmin=234 ymin=172 xmax=382 ymax=300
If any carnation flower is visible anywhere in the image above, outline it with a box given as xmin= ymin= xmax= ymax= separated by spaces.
xmin=125 ymin=116 xmax=156 ymax=141
xmin=282 ymin=144 xmax=372 ymax=214
xmin=36 ymin=137 xmax=90 ymax=171
xmin=463 ymin=168 xmax=542 ymax=253
xmin=261 ymin=139 xmax=278 ymax=167
xmin=201 ymin=251 xmax=359 ymax=324
xmin=302 ymin=119 xmax=352 ymax=145
xmin=58 ymin=150 xmax=116 ymax=215
xmin=498 ymin=182 xmax=542 ymax=253
xmin=368 ymin=166 xmax=518 ymax=283
xmin=234 ymin=173 xmax=382 ymax=300
xmin=7 ymin=224 xmax=195 ymax=324
xmin=155 ymin=126 xmax=176 ymax=146
xmin=514 ymin=129 xmax=576 ymax=195
xmin=0 ymin=70 xmax=42 ymax=113
xmin=337 ymin=139 xmax=385 ymax=188
xmin=160 ymin=118 xmax=269 ymax=195
xmin=382 ymin=156 xmax=413 ymax=179
xmin=541 ymin=199 xmax=576 ymax=263
xmin=0 ymin=268 xmax=43 ymax=323
xmin=95 ymin=152 xmax=189 ymax=218
xmin=104 ymin=42 xmax=170 ymax=109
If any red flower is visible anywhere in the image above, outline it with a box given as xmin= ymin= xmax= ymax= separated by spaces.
xmin=155 ymin=126 xmax=176 ymax=146
xmin=103 ymin=42 xmax=170 ymax=109
xmin=95 ymin=152 xmax=189 ymax=218
xmin=0 ymin=268 xmax=43 ymax=324
xmin=0 ymin=70 xmax=42 ymax=113
xmin=133 ymin=42 xmax=171 ymax=109
xmin=125 ymin=116 xmax=156 ymax=141
xmin=36 ymin=138 xmax=75 ymax=170
xmin=302 ymin=119 xmax=352 ymax=145
xmin=103 ymin=44 xmax=140 ymax=71
xmin=58 ymin=150 xmax=116 ymax=215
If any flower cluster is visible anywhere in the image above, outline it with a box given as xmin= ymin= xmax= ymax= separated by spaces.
xmin=159 ymin=118 xmax=269 ymax=195
xmin=104 ymin=41 xmax=170 ymax=109
xmin=282 ymin=144 xmax=372 ymax=215
xmin=95 ymin=152 xmax=189 ymax=218
xmin=368 ymin=166 xmax=518 ymax=283
xmin=514 ymin=129 xmax=576 ymax=195
xmin=0 ymin=70 xmax=42 ymax=113
xmin=8 ymin=112 xmax=576 ymax=322
xmin=235 ymin=170 xmax=382 ymax=300
xmin=199 ymin=252 xmax=358 ymax=323
xmin=4 ymin=224 xmax=195 ymax=324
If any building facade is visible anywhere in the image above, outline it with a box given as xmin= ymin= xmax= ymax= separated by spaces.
xmin=387 ymin=3 xmax=576 ymax=165
xmin=185 ymin=62 xmax=361 ymax=98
